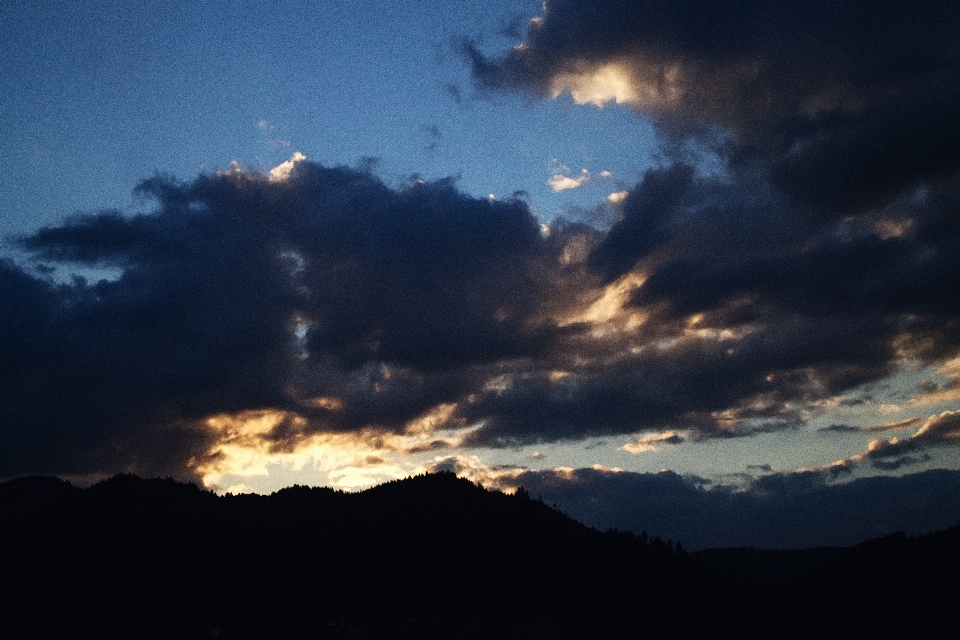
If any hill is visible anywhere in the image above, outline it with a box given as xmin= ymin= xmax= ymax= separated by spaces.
xmin=1 ymin=473 xmax=958 ymax=638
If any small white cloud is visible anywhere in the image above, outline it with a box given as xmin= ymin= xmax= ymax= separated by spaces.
xmin=548 ymin=168 xmax=591 ymax=192
xmin=621 ymin=430 xmax=684 ymax=454
xmin=621 ymin=441 xmax=657 ymax=454
xmin=606 ymin=190 xmax=629 ymax=203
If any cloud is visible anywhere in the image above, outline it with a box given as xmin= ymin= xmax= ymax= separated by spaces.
xmin=2 ymin=162 xmax=571 ymax=480
xmin=8 ymin=138 xmax=956 ymax=476
xmin=903 ymin=358 xmax=960 ymax=407
xmin=547 ymin=161 xmax=592 ymax=192
xmin=811 ymin=411 xmax=960 ymax=475
xmin=621 ymin=430 xmax=684 ymax=454
xmin=484 ymin=465 xmax=960 ymax=549
xmin=870 ymin=454 xmax=932 ymax=472
xmin=470 ymin=1 xmax=960 ymax=191
xmin=269 ymin=151 xmax=307 ymax=182
xmin=865 ymin=411 xmax=960 ymax=461
xmin=548 ymin=168 xmax=591 ymax=192
xmin=459 ymin=1 xmax=960 ymax=451
xmin=819 ymin=417 xmax=924 ymax=433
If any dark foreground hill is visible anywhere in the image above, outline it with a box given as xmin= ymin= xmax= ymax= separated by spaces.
xmin=1 ymin=473 xmax=958 ymax=639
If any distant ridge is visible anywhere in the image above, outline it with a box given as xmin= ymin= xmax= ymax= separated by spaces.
xmin=2 ymin=472 xmax=958 ymax=639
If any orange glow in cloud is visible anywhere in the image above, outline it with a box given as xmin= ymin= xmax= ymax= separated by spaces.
xmin=192 ymin=403 xmax=471 ymax=492
xmin=550 ymin=61 xmax=682 ymax=110
xmin=560 ymin=272 xmax=648 ymax=333
xmin=303 ymin=396 xmax=344 ymax=411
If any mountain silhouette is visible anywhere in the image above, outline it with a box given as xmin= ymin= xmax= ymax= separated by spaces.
xmin=2 ymin=472 xmax=957 ymax=638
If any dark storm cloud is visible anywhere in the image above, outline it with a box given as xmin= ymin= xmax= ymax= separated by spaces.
xmin=494 ymin=466 xmax=960 ymax=549
xmin=456 ymin=292 xmax=909 ymax=446
xmin=459 ymin=325 xmax=816 ymax=447
xmin=455 ymin=0 xmax=960 ymax=448
xmin=1 ymin=162 xmax=564 ymax=479
xmin=470 ymin=2 xmax=960 ymax=193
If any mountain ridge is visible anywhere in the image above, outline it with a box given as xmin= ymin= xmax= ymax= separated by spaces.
xmin=2 ymin=472 xmax=958 ymax=639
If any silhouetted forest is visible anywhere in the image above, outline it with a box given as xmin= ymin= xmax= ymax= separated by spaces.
xmin=1 ymin=472 xmax=957 ymax=639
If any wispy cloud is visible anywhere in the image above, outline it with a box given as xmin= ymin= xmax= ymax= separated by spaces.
xmin=547 ymin=162 xmax=591 ymax=192
xmin=818 ymin=417 xmax=924 ymax=433
xmin=621 ymin=431 xmax=684 ymax=454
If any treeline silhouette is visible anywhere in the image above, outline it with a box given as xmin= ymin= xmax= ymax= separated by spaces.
xmin=1 ymin=472 xmax=957 ymax=639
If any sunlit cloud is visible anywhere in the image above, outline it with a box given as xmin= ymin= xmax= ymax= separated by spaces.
xmin=904 ymin=358 xmax=960 ymax=407
xmin=560 ymin=271 xmax=646 ymax=328
xmin=818 ymin=410 xmax=960 ymax=473
xmin=327 ymin=457 xmax=409 ymax=491
xmin=268 ymin=151 xmax=306 ymax=182
xmin=547 ymin=161 xmax=591 ymax=192
xmin=550 ymin=61 xmax=683 ymax=110
xmin=621 ymin=430 xmax=684 ymax=454
xmin=547 ymin=170 xmax=590 ymax=192
xmin=303 ymin=396 xmax=344 ymax=411
xmin=591 ymin=463 xmax=623 ymax=473
xmin=403 ymin=402 xmax=460 ymax=435
xmin=190 ymin=400 xmax=479 ymax=492
xmin=416 ymin=454 xmax=527 ymax=491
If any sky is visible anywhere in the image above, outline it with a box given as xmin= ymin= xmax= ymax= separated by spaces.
xmin=3 ymin=0 xmax=960 ymax=549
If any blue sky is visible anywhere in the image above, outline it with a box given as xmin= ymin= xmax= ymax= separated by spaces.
xmin=3 ymin=1 xmax=960 ymax=548
xmin=1 ymin=1 xmax=655 ymax=240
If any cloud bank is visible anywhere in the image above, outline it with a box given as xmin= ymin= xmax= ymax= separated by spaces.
xmin=426 ymin=458 xmax=960 ymax=549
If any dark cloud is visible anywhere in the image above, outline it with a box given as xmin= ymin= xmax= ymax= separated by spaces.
xmin=587 ymin=163 xmax=694 ymax=281
xmin=457 ymin=0 xmax=960 ymax=449
xmin=1 ymin=162 xmax=566 ymax=479
xmin=470 ymin=1 xmax=960 ymax=210
xmin=871 ymin=454 xmax=932 ymax=471
xmin=820 ymin=424 xmax=860 ymax=433
xmin=819 ymin=417 xmax=924 ymax=433
xmin=7 ymin=144 xmax=956 ymax=471
xmin=491 ymin=466 xmax=960 ymax=549
xmin=746 ymin=463 xmax=772 ymax=473
xmin=457 ymin=331 xmax=813 ymax=447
